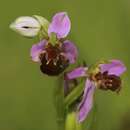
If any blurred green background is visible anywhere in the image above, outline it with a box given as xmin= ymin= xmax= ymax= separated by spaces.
xmin=0 ymin=0 xmax=129 ymax=130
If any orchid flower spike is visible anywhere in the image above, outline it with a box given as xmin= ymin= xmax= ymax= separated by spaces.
xmin=65 ymin=60 xmax=126 ymax=122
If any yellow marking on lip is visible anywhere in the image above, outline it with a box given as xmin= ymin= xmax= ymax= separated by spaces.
xmin=46 ymin=59 xmax=51 ymax=65
xmin=53 ymin=62 xmax=57 ymax=66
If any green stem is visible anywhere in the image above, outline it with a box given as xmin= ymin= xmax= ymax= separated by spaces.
xmin=54 ymin=76 xmax=84 ymax=130
xmin=65 ymin=112 xmax=82 ymax=130
xmin=64 ymin=81 xmax=84 ymax=107
xmin=76 ymin=122 xmax=82 ymax=130
xmin=54 ymin=76 xmax=65 ymax=130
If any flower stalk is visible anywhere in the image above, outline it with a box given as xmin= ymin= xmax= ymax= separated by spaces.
xmin=64 ymin=81 xmax=85 ymax=107
xmin=54 ymin=76 xmax=65 ymax=130
xmin=65 ymin=112 xmax=82 ymax=130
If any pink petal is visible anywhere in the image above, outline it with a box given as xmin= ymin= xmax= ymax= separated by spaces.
xmin=62 ymin=40 xmax=78 ymax=64
xmin=78 ymin=79 xmax=95 ymax=123
xmin=30 ymin=40 xmax=47 ymax=62
xmin=66 ymin=67 xmax=87 ymax=80
xmin=48 ymin=12 xmax=71 ymax=38
xmin=100 ymin=59 xmax=126 ymax=76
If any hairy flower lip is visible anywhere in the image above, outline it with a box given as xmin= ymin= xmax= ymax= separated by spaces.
xmin=93 ymin=71 xmax=122 ymax=92
xmin=31 ymin=40 xmax=78 ymax=64
xmin=30 ymin=39 xmax=78 ymax=76
xmin=40 ymin=50 xmax=69 ymax=76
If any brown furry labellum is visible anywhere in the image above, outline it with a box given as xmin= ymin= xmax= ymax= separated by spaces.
xmin=39 ymin=43 xmax=69 ymax=76
xmin=94 ymin=71 xmax=121 ymax=92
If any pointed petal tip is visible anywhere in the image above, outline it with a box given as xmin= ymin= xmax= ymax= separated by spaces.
xmin=111 ymin=59 xmax=126 ymax=71
xmin=9 ymin=22 xmax=14 ymax=30
xmin=48 ymin=12 xmax=71 ymax=38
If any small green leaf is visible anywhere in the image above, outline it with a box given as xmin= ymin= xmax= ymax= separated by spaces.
xmin=64 ymin=81 xmax=85 ymax=107
xmin=33 ymin=15 xmax=49 ymax=37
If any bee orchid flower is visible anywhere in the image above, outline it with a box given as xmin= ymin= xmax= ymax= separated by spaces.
xmin=30 ymin=12 xmax=78 ymax=76
xmin=65 ymin=60 xmax=126 ymax=122
xmin=10 ymin=12 xmax=78 ymax=76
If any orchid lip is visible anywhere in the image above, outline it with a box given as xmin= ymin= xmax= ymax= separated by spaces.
xmin=94 ymin=71 xmax=121 ymax=92
xmin=30 ymin=39 xmax=78 ymax=76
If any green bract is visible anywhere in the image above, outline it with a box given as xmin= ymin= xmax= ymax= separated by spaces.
xmin=33 ymin=15 xmax=50 ymax=38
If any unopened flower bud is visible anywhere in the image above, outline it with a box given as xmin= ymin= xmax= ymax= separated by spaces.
xmin=10 ymin=16 xmax=41 ymax=37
